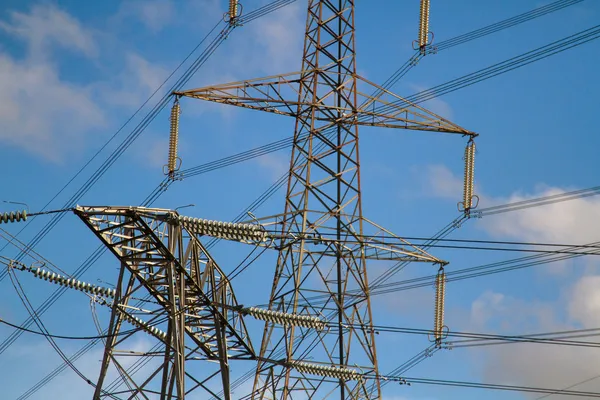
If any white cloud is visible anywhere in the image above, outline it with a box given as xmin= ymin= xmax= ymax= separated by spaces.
xmin=255 ymin=153 xmax=290 ymax=179
xmin=468 ymin=286 xmax=600 ymax=399
xmin=132 ymin=133 xmax=170 ymax=171
xmin=422 ymin=164 xmax=463 ymax=200
xmin=420 ymin=164 xmax=600 ymax=396
xmin=98 ymin=52 xmax=171 ymax=108
xmin=115 ymin=0 xmax=176 ymax=33
xmin=568 ymin=275 xmax=600 ymax=328
xmin=0 ymin=4 xmax=105 ymax=162
xmin=408 ymin=84 xmax=454 ymax=120
xmin=0 ymin=3 xmax=179 ymax=163
xmin=0 ymin=4 xmax=97 ymax=59
xmin=478 ymin=185 xmax=600 ymax=244
xmin=470 ymin=290 xmax=506 ymax=329
xmin=247 ymin=2 xmax=304 ymax=72
xmin=200 ymin=1 xmax=305 ymax=85
xmin=14 ymin=335 xmax=158 ymax=399
xmin=469 ymin=290 xmax=559 ymax=333
xmin=422 ymin=165 xmax=600 ymax=245
xmin=0 ymin=53 xmax=105 ymax=162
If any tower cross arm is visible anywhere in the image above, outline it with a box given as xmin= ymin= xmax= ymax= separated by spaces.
xmin=174 ymin=71 xmax=306 ymax=117
xmin=174 ymin=71 xmax=477 ymax=137
xmin=354 ymin=75 xmax=477 ymax=136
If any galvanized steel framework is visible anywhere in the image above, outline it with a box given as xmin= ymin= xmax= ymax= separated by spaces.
xmin=176 ymin=1 xmax=475 ymax=399
xmin=0 ymin=1 xmax=487 ymax=398
xmin=14 ymin=1 xmax=477 ymax=398
xmin=74 ymin=206 xmax=255 ymax=400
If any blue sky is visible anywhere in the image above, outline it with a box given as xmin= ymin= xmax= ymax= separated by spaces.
xmin=0 ymin=0 xmax=599 ymax=399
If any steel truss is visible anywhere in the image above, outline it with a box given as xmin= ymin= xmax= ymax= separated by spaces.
xmin=74 ymin=206 xmax=254 ymax=400
xmin=175 ymin=1 xmax=475 ymax=399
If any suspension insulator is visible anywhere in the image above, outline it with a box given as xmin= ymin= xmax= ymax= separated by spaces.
xmin=229 ymin=0 xmax=240 ymax=22
xmin=117 ymin=306 xmax=167 ymax=341
xmin=179 ymin=215 xmax=267 ymax=243
xmin=433 ymin=268 xmax=446 ymax=346
xmin=26 ymin=265 xmax=116 ymax=298
xmin=0 ymin=210 xmax=27 ymax=224
xmin=462 ymin=140 xmax=476 ymax=212
xmin=289 ymin=361 xmax=362 ymax=381
xmin=418 ymin=0 xmax=431 ymax=52
xmin=244 ymin=306 xmax=326 ymax=330
xmin=167 ymin=99 xmax=181 ymax=177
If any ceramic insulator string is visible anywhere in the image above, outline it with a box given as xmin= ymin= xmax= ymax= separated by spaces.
xmin=21 ymin=265 xmax=116 ymax=298
xmin=289 ymin=361 xmax=362 ymax=381
xmin=0 ymin=210 xmax=27 ymax=224
xmin=243 ymin=307 xmax=326 ymax=329
xmin=116 ymin=306 xmax=167 ymax=341
xmin=462 ymin=140 xmax=476 ymax=211
xmin=178 ymin=215 xmax=266 ymax=243
xmin=418 ymin=0 xmax=431 ymax=51
xmin=167 ymin=100 xmax=181 ymax=176
xmin=434 ymin=268 xmax=446 ymax=345
xmin=229 ymin=0 xmax=239 ymax=21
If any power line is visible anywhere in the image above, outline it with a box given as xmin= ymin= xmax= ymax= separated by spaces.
xmin=0 ymin=318 xmax=144 ymax=341
xmin=0 ymin=18 xmax=231 ymax=282
xmin=2 ymin=0 xmax=293 ymax=274
xmin=258 ymin=230 xmax=600 ymax=256
xmin=361 ymin=184 xmax=600 ymax=295
xmin=434 ymin=0 xmax=583 ymax=51
xmin=377 ymin=345 xmax=440 ymax=392
xmin=350 ymin=323 xmax=600 ymax=349
xmin=7 ymin=268 xmax=121 ymax=400
xmin=377 ymin=375 xmax=600 ymax=398
xmin=534 ymin=374 xmax=600 ymax=400
xmin=5 ymin=3 xmax=300 ymax=398
xmin=0 ymin=1 xmax=295 ymax=360
xmin=9 ymin=1 xmax=590 ymax=396
xmin=368 ymin=242 xmax=600 ymax=297
xmin=476 ymin=185 xmax=600 ymax=216
xmin=285 ymin=239 xmax=600 ymax=310
xmin=387 ymin=236 xmax=600 ymax=250
xmin=382 ymin=0 xmax=585 ymax=93
xmin=179 ymin=23 xmax=600 ymax=181
xmin=0 ymin=0 xmax=286 ymax=347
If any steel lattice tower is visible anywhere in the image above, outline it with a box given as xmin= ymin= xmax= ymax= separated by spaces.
xmin=71 ymin=207 xmax=255 ymax=399
xmin=175 ymin=1 xmax=476 ymax=399
xmin=0 ymin=2 xmax=480 ymax=399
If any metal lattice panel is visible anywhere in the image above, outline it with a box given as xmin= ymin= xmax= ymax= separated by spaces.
xmin=75 ymin=206 xmax=254 ymax=399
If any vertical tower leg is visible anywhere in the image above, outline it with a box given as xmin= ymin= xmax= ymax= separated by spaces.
xmin=253 ymin=1 xmax=380 ymax=398
xmin=93 ymin=264 xmax=130 ymax=399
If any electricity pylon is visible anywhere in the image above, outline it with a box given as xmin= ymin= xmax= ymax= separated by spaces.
xmin=73 ymin=206 xmax=255 ymax=399
xmin=175 ymin=1 xmax=476 ymax=399
xmin=0 ymin=1 xmax=479 ymax=399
